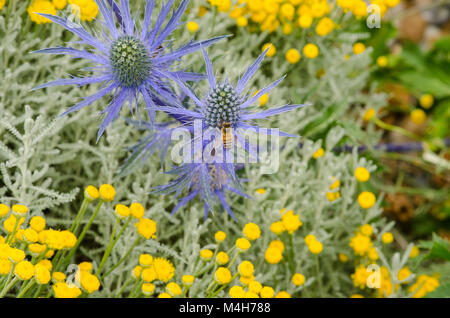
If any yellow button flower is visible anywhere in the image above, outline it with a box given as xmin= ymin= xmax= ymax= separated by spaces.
xmin=285 ymin=48 xmax=301 ymax=64
xmin=214 ymin=267 xmax=232 ymax=284
xmin=243 ymin=222 xmax=261 ymax=240
xmin=78 ymin=262 xmax=92 ymax=272
xmin=410 ymin=109 xmax=426 ymax=125
xmin=298 ymin=14 xmax=312 ymax=28
xmin=0 ymin=259 xmax=12 ymax=275
xmin=353 ymin=42 xmax=366 ymax=54
xmin=182 ymin=274 xmax=195 ymax=287
xmin=246 ymin=281 xmax=261 ymax=294
xmin=215 ymin=231 xmax=226 ymax=242
xmin=270 ymin=221 xmax=285 ymax=235
xmin=229 ymin=285 xmax=246 ymax=298
xmin=236 ymin=16 xmax=248 ymax=27
xmin=28 ymin=0 xmax=57 ymax=24
xmin=130 ymin=202 xmax=145 ymax=219
xmin=312 ymin=147 xmax=324 ymax=159
xmin=264 ymin=247 xmax=283 ymax=264
xmin=268 ymin=240 xmax=285 ymax=252
xmin=80 ymin=272 xmax=100 ymax=293
xmin=29 ymin=216 xmax=46 ymax=232
xmin=141 ymin=266 xmax=157 ymax=282
xmin=0 ymin=204 xmax=9 ymax=218
xmin=200 ymin=249 xmax=213 ymax=261
xmin=358 ymin=191 xmax=376 ymax=209
xmin=236 ymin=238 xmax=251 ymax=252
xmin=52 ymin=272 xmax=66 ymax=283
xmin=349 ymin=233 xmax=372 ymax=255
xmin=377 ymin=56 xmax=388 ymax=67
xmin=15 ymin=260 xmax=35 ymax=280
xmin=142 ymin=283 xmax=155 ymax=296
xmin=260 ymin=286 xmax=275 ymax=298
xmin=187 ymin=21 xmax=199 ymax=33
xmin=166 ymin=282 xmax=182 ymax=296
xmin=308 ymin=240 xmax=323 ymax=254
xmin=84 ymin=185 xmax=99 ymax=201
xmin=292 ymin=273 xmax=305 ymax=286
xmin=409 ymin=245 xmax=419 ymax=258
xmin=35 ymin=264 xmax=51 ymax=285
xmin=275 ymin=291 xmax=291 ymax=298
xmin=363 ymin=108 xmax=376 ymax=121
xmin=262 ymin=43 xmax=276 ymax=57
xmin=338 ymin=253 xmax=349 ymax=262
xmin=23 ymin=228 xmax=39 ymax=244
xmin=419 ymin=94 xmax=434 ymax=109
xmin=99 ymin=184 xmax=116 ymax=202
xmin=216 ymin=251 xmax=229 ymax=265
xmin=359 ymin=224 xmax=373 ymax=236
xmin=52 ymin=0 xmax=67 ymax=10
xmin=152 ymin=257 xmax=175 ymax=282
xmin=354 ymin=167 xmax=370 ymax=182
xmin=381 ymin=232 xmax=394 ymax=244
xmin=132 ymin=265 xmax=142 ymax=279
xmin=11 ymin=204 xmax=28 ymax=217
xmin=303 ymin=43 xmax=319 ymax=59
xmin=316 ymin=17 xmax=334 ymax=36
xmin=139 ymin=254 xmax=153 ymax=267
xmin=238 ymin=260 xmax=254 ymax=277
xmin=135 ymin=218 xmax=157 ymax=240
xmin=114 ymin=204 xmax=130 ymax=219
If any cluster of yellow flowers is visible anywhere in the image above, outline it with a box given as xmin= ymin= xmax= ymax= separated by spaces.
xmin=326 ymin=176 xmax=341 ymax=202
xmin=347 ymin=222 xmax=438 ymax=298
xmin=27 ymin=0 xmax=98 ymax=24
xmin=0 ymin=203 xmax=87 ymax=297
xmin=207 ymin=0 xmax=400 ymax=35
xmin=270 ymin=208 xmax=302 ymax=236
xmin=51 ymin=261 xmax=100 ymax=297
xmin=0 ymin=183 xmax=155 ymax=298
xmin=0 ymin=0 xmax=6 ymax=11
xmin=131 ymin=253 xmax=176 ymax=297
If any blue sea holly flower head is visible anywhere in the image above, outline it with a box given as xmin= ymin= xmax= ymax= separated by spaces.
xmin=157 ymin=47 xmax=308 ymax=161
xmin=155 ymin=162 xmax=248 ymax=220
xmin=33 ymin=0 xmax=227 ymax=140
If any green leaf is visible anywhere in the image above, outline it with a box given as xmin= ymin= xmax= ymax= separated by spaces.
xmin=420 ymin=233 xmax=450 ymax=261
xmin=425 ymin=283 xmax=450 ymax=298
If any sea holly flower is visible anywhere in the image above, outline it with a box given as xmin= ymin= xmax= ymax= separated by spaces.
xmin=33 ymin=0 xmax=227 ymax=140
xmin=157 ymin=47 xmax=308 ymax=161
xmin=155 ymin=162 xmax=248 ymax=220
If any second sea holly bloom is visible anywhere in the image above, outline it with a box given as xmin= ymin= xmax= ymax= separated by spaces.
xmin=157 ymin=47 xmax=307 ymax=162
xmin=33 ymin=0 xmax=227 ymax=140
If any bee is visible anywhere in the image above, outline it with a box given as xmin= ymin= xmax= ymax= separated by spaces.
xmin=221 ymin=122 xmax=234 ymax=149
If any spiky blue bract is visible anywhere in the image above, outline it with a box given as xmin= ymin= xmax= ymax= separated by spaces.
xmin=154 ymin=162 xmax=249 ymax=220
xmin=156 ymin=48 xmax=309 ymax=159
xmin=33 ymin=0 xmax=228 ymax=141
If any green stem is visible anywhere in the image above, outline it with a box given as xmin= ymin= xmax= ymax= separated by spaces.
xmin=101 ymin=237 xmax=141 ymax=280
xmin=33 ymin=284 xmax=44 ymax=298
xmin=288 ymin=234 xmax=295 ymax=273
xmin=227 ymin=250 xmax=240 ymax=269
xmin=315 ymin=255 xmax=323 ymax=297
xmin=116 ymin=277 xmax=134 ymax=298
xmin=110 ymin=216 xmax=132 ymax=249
xmin=17 ymin=280 xmax=35 ymax=298
xmin=96 ymin=217 xmax=121 ymax=276
xmin=374 ymin=118 xmax=422 ymax=142
xmin=6 ymin=216 xmax=20 ymax=245
xmin=0 ymin=277 xmax=18 ymax=298
xmin=62 ymin=201 xmax=104 ymax=269
xmin=70 ymin=198 xmax=90 ymax=233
